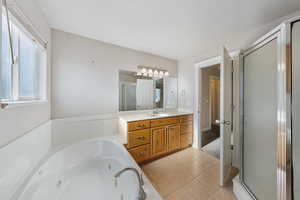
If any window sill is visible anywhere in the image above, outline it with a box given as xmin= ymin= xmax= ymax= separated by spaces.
xmin=0 ymin=100 xmax=48 ymax=109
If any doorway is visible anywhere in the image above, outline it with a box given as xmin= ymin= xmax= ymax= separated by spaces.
xmin=194 ymin=49 xmax=239 ymax=187
xmin=200 ymin=64 xmax=221 ymax=159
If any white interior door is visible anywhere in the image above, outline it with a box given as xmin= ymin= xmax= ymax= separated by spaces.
xmin=220 ymin=47 xmax=233 ymax=186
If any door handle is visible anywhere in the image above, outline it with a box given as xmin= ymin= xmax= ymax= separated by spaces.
xmin=221 ymin=121 xmax=231 ymax=126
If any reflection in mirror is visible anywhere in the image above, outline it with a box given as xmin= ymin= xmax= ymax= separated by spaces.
xmin=119 ymin=71 xmax=137 ymax=111
xmin=119 ymin=70 xmax=178 ymax=112
xmin=154 ymin=79 xmax=163 ymax=109
xmin=164 ymin=77 xmax=178 ymax=109
xmin=136 ymin=79 xmax=154 ymax=110
xmin=119 ymin=70 xmax=154 ymax=111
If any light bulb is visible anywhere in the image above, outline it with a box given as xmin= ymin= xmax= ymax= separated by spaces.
xmin=164 ymin=71 xmax=170 ymax=77
xmin=159 ymin=71 xmax=164 ymax=77
xmin=154 ymin=70 xmax=159 ymax=77
xmin=141 ymin=68 xmax=147 ymax=74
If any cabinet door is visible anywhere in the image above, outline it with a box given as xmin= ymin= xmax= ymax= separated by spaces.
xmin=168 ymin=125 xmax=180 ymax=152
xmin=152 ymin=128 xmax=167 ymax=156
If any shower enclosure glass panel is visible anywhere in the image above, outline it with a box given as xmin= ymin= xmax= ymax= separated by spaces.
xmin=242 ymin=39 xmax=278 ymax=199
xmin=293 ymin=21 xmax=300 ymax=200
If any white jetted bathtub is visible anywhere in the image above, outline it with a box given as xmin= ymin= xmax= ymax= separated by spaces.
xmin=14 ymin=139 xmax=161 ymax=200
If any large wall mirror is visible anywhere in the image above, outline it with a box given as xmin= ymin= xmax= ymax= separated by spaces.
xmin=119 ymin=70 xmax=178 ymax=111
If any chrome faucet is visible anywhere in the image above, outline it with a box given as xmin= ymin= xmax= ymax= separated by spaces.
xmin=114 ymin=167 xmax=147 ymax=200
xmin=152 ymin=107 xmax=159 ymax=115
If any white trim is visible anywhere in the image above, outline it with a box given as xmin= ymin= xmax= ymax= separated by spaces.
xmin=195 ymin=50 xmax=240 ymax=69
xmin=195 ymin=56 xmax=220 ymax=69
xmin=194 ymin=50 xmax=239 ymax=150
xmin=0 ymin=100 xmax=48 ymax=109
xmin=52 ymin=113 xmax=119 ymax=124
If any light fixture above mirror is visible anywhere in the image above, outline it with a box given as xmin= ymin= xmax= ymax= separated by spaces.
xmin=136 ymin=66 xmax=170 ymax=78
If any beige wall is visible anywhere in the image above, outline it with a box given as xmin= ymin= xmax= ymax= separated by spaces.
xmin=201 ymin=65 xmax=220 ymax=130
xmin=51 ymin=30 xmax=177 ymax=119
xmin=0 ymin=0 xmax=51 ymax=148
xmin=178 ymin=58 xmax=196 ymax=111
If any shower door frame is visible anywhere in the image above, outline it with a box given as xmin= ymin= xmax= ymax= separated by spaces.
xmin=239 ymin=22 xmax=293 ymax=200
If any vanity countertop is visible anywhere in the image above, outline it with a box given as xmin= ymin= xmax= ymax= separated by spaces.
xmin=118 ymin=111 xmax=194 ymax=122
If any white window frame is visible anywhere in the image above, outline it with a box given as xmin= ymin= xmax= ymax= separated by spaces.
xmin=0 ymin=0 xmax=48 ymax=109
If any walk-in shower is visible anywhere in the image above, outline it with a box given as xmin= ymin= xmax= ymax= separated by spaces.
xmin=239 ymin=17 xmax=300 ymax=200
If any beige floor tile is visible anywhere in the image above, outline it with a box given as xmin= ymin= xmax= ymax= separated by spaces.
xmin=184 ymin=177 xmax=220 ymax=200
xmin=141 ymin=147 xmax=237 ymax=200
xmin=164 ymin=187 xmax=195 ymax=200
xmin=209 ymin=186 xmax=237 ymax=200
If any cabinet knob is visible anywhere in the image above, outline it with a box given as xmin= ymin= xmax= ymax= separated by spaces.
xmin=139 ymin=152 xmax=145 ymax=156
xmin=137 ymin=136 xmax=145 ymax=140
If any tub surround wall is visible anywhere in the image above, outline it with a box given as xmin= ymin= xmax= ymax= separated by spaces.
xmin=0 ymin=0 xmax=51 ymax=147
xmin=0 ymin=121 xmax=52 ymax=200
xmin=51 ymin=113 xmax=120 ymax=146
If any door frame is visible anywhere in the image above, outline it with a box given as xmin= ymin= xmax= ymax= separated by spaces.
xmin=193 ymin=51 xmax=239 ymax=153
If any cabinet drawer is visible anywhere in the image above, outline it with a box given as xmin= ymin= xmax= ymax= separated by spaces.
xmin=151 ymin=117 xmax=180 ymax=127
xmin=180 ymin=114 xmax=193 ymax=123
xmin=181 ymin=134 xmax=193 ymax=148
xmin=128 ymin=144 xmax=151 ymax=163
xmin=180 ymin=122 xmax=193 ymax=134
xmin=128 ymin=129 xmax=150 ymax=148
xmin=128 ymin=120 xmax=150 ymax=131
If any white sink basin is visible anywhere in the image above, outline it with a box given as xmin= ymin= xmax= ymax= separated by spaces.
xmin=149 ymin=113 xmax=171 ymax=117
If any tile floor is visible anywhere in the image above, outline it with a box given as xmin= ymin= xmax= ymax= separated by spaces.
xmin=202 ymin=138 xmax=220 ymax=159
xmin=141 ymin=148 xmax=238 ymax=200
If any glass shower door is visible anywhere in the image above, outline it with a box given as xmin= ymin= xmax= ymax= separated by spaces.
xmin=240 ymin=28 xmax=289 ymax=199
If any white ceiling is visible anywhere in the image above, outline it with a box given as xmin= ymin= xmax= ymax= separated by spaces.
xmin=35 ymin=0 xmax=300 ymax=60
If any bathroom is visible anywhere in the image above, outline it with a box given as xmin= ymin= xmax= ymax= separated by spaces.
xmin=1 ymin=0 xmax=300 ymax=200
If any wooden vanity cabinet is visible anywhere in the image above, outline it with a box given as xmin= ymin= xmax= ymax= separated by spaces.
xmin=126 ymin=114 xmax=193 ymax=163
